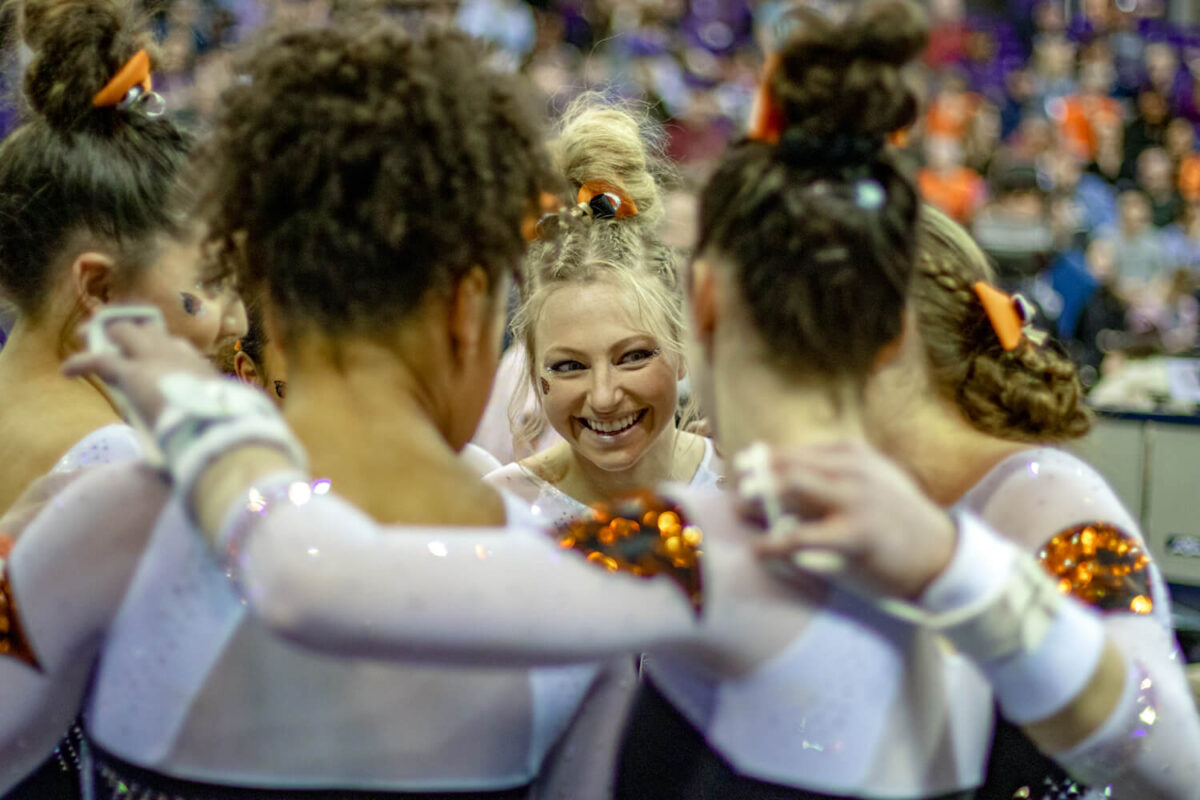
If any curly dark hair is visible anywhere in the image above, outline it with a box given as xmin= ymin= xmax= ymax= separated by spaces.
xmin=0 ymin=0 xmax=192 ymax=317
xmin=199 ymin=23 xmax=551 ymax=338
xmin=696 ymin=0 xmax=927 ymax=382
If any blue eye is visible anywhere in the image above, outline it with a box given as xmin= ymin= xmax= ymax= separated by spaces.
xmin=620 ymin=348 xmax=660 ymax=365
xmin=548 ymin=360 xmax=586 ymax=374
xmin=180 ymin=292 xmax=200 ymax=316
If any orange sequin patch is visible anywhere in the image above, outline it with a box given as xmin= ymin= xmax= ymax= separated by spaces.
xmin=554 ymin=490 xmax=704 ymax=615
xmin=1038 ymin=522 xmax=1153 ymax=615
xmin=0 ymin=563 xmax=41 ymax=670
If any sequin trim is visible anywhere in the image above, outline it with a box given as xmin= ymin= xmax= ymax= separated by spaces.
xmin=1037 ymin=522 xmax=1153 ymax=615
xmin=554 ymin=490 xmax=704 ymax=615
xmin=0 ymin=560 xmax=41 ymax=670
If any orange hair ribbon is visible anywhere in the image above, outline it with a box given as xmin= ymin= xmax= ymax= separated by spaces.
xmin=973 ymin=282 xmax=1025 ymax=351
xmin=577 ymin=181 xmax=638 ymax=219
xmin=93 ymin=49 xmax=153 ymax=108
xmin=747 ymin=52 xmax=785 ymax=144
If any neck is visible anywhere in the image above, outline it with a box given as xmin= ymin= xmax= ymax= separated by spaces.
xmin=713 ymin=358 xmax=868 ymax=458
xmin=880 ymin=394 xmax=1032 ymax=506
xmin=283 ymin=338 xmax=452 ymax=473
xmin=281 ymin=336 xmax=505 ymax=525
xmin=0 ymin=315 xmax=118 ymax=415
xmin=560 ymin=423 xmax=694 ymax=505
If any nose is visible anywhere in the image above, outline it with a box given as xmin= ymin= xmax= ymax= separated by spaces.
xmin=222 ymin=295 xmax=249 ymax=342
xmin=587 ymin=364 xmax=624 ymax=413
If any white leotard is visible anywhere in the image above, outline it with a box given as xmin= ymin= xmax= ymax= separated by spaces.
xmin=0 ymin=424 xmax=143 ymax=792
xmin=84 ymin=491 xmax=599 ymax=791
xmin=484 ymin=438 xmax=721 ymax=527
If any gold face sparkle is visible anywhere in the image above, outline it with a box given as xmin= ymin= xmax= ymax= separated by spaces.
xmin=553 ymin=490 xmax=704 ymax=614
xmin=1038 ymin=522 xmax=1153 ymax=615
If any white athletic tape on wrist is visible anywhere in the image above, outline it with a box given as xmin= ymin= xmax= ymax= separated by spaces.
xmin=734 ymin=441 xmax=847 ymax=574
xmin=151 ymin=373 xmax=308 ymax=505
xmin=916 ymin=514 xmax=1107 ymax=724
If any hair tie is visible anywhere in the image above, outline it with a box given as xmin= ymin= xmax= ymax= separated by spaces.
xmin=93 ymin=49 xmax=165 ymax=117
xmin=973 ymin=282 xmax=1046 ymax=351
xmin=523 ymin=191 xmax=562 ymax=243
xmin=576 ymin=181 xmax=637 ymax=220
xmin=778 ymin=129 xmax=885 ymax=168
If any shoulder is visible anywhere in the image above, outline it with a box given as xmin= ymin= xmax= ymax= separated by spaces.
xmin=960 ymin=447 xmax=1140 ymax=553
xmin=484 ymin=461 xmax=544 ymax=505
xmin=49 ymin=424 xmax=143 ymax=475
xmin=686 ymin=435 xmax=724 ymax=489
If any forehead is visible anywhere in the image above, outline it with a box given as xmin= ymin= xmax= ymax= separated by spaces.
xmin=535 ymin=281 xmax=653 ymax=352
xmin=150 ymin=231 xmax=203 ymax=283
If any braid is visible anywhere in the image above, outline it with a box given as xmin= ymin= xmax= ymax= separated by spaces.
xmin=914 ymin=206 xmax=1091 ymax=442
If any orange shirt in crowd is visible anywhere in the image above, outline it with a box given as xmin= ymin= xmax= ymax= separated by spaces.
xmin=925 ymin=91 xmax=981 ymax=142
xmin=1056 ymin=95 xmax=1123 ymax=161
xmin=1180 ymin=153 xmax=1200 ymax=202
xmin=919 ymin=166 xmax=987 ymax=224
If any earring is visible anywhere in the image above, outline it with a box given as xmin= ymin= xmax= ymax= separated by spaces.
xmin=540 ymin=377 xmax=550 ymax=395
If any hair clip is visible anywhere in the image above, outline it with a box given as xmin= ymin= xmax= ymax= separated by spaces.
xmin=94 ymin=49 xmax=152 ymax=108
xmin=117 ymin=84 xmax=166 ymax=117
xmin=974 ymin=282 xmax=1045 ymax=350
xmin=576 ymin=181 xmax=638 ymax=220
xmin=855 ymin=179 xmax=885 ymax=210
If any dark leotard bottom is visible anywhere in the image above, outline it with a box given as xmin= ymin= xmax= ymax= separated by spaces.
xmin=615 ymin=678 xmax=977 ymax=800
xmin=88 ymin=744 xmax=531 ymax=800
xmin=974 ymin=713 xmax=1088 ymax=800
xmin=2 ymin=722 xmax=85 ymax=800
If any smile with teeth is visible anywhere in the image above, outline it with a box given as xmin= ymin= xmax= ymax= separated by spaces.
xmin=579 ymin=409 xmax=647 ymax=435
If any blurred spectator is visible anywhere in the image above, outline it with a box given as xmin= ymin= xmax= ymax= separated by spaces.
xmin=973 ymin=161 xmax=1053 ymax=287
xmin=1055 ymin=57 xmax=1122 ymax=162
xmin=1047 ymin=146 xmax=1117 ymax=232
xmin=1072 ymin=237 xmax=1128 ymax=382
xmin=1122 ymin=87 xmax=1171 ymax=182
xmin=1163 ymin=200 xmax=1200 ymax=271
xmin=1109 ymin=189 xmax=1170 ymax=299
xmin=1137 ymin=147 xmax=1183 ymax=227
xmin=919 ymin=134 xmax=986 ymax=224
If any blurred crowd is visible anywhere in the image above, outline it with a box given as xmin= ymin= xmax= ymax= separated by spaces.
xmin=9 ymin=0 xmax=1200 ymax=392
xmin=911 ymin=0 xmax=1200 ymax=389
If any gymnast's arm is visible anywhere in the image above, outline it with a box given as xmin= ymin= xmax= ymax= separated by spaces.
xmin=970 ymin=459 xmax=1200 ymax=798
xmin=752 ymin=442 xmax=1200 ymax=799
xmin=190 ymin=448 xmax=781 ymax=671
xmin=0 ymin=462 xmax=169 ymax=792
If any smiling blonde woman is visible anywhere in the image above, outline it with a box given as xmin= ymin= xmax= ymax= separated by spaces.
xmin=486 ymin=97 xmax=720 ymax=525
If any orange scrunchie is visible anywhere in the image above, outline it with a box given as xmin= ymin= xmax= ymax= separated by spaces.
xmin=93 ymin=49 xmax=153 ymax=108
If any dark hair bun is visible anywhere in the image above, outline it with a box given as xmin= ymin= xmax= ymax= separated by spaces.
xmin=20 ymin=0 xmax=153 ymax=132
xmin=771 ymin=0 xmax=927 ymax=140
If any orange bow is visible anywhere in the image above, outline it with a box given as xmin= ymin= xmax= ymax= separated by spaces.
xmin=577 ymin=181 xmax=638 ymax=219
xmin=93 ymin=49 xmax=153 ymax=108
xmin=747 ymin=52 xmax=785 ymax=144
xmin=973 ymin=282 xmax=1025 ymax=351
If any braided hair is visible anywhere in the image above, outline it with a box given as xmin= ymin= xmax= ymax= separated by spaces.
xmin=914 ymin=206 xmax=1091 ymax=442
